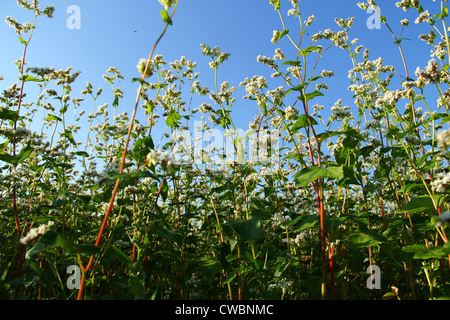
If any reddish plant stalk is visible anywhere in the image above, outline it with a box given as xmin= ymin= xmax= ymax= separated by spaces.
xmin=12 ymin=26 xmax=32 ymax=300
xmin=76 ymin=3 xmax=178 ymax=298
xmin=329 ymin=246 xmax=335 ymax=300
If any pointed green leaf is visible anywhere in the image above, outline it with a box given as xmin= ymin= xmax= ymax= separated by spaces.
xmin=25 ymin=231 xmax=74 ymax=259
xmin=198 ymin=256 xmax=223 ymax=285
xmin=299 ymin=90 xmax=324 ymax=102
xmin=402 ymin=243 xmax=450 ymax=259
xmin=18 ymin=35 xmax=28 ymax=45
xmin=299 ymin=45 xmax=322 ymax=57
xmin=161 ymin=9 xmax=172 ymax=25
xmin=225 ymin=219 xmax=265 ymax=240
xmin=0 ymin=108 xmax=19 ymax=121
xmin=290 ymin=114 xmax=318 ymax=133
xmin=282 ymin=60 xmax=301 ymax=67
xmin=293 ymin=214 xmax=318 ymax=231
xmin=347 ymin=231 xmax=386 ymax=248
xmin=150 ymin=222 xmax=183 ymax=246
xmin=398 ymin=196 xmax=443 ymax=214
xmin=166 ymin=110 xmax=181 ymax=127
xmin=21 ymin=75 xmax=43 ymax=82
xmin=278 ymin=29 xmax=289 ymax=41
xmin=294 ymin=165 xmax=344 ymax=187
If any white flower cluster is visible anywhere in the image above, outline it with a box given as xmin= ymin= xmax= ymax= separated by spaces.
xmin=145 ymin=149 xmax=173 ymax=170
xmin=284 ymin=105 xmax=298 ymax=120
xmin=431 ymin=170 xmax=450 ymax=193
xmin=20 ymin=221 xmax=54 ymax=245
xmin=395 ymin=0 xmax=420 ymax=11
xmin=305 ymin=15 xmax=316 ymax=26
xmin=415 ymin=59 xmax=443 ymax=84
xmin=329 ymin=99 xmax=354 ymax=122
xmin=240 ymin=75 xmax=268 ymax=99
xmin=158 ymin=0 xmax=176 ymax=10
xmin=415 ymin=10 xmax=432 ymax=24
xmin=268 ymin=279 xmax=294 ymax=294
xmin=136 ymin=58 xmax=154 ymax=78
xmin=200 ymin=44 xmax=231 ymax=69
xmin=335 ymin=17 xmax=355 ymax=29
xmin=437 ymin=128 xmax=450 ymax=150
xmin=404 ymin=134 xmax=421 ymax=145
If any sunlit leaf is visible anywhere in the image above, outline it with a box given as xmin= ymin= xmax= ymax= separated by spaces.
xmin=295 ymin=165 xmax=344 ymax=187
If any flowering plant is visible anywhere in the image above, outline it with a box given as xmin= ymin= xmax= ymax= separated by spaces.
xmin=0 ymin=0 xmax=450 ymax=301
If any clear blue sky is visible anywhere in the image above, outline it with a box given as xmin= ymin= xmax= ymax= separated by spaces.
xmin=0 ymin=0 xmax=438 ymax=155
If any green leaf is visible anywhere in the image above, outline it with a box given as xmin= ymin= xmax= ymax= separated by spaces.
xmin=0 ymin=108 xmax=19 ymax=121
xmin=71 ymin=151 xmax=89 ymax=157
xmin=299 ymin=90 xmax=324 ymax=103
xmin=282 ymin=60 xmax=301 ymax=67
xmin=440 ymin=6 xmax=448 ymax=19
xmin=150 ymin=222 xmax=183 ymax=246
xmin=146 ymin=100 xmax=154 ymax=113
xmin=112 ymin=95 xmax=119 ymax=107
xmin=0 ymin=140 xmax=8 ymax=154
xmin=285 ymin=83 xmax=307 ymax=95
xmin=25 ymin=231 xmax=74 ymax=259
xmin=161 ymin=9 xmax=172 ymax=25
xmin=299 ymin=45 xmax=322 ymax=57
xmin=129 ymin=275 xmax=146 ymax=299
xmin=398 ymin=196 xmax=442 ymax=214
xmin=290 ymin=114 xmax=318 ymax=133
xmin=293 ymin=214 xmax=318 ymax=231
xmin=382 ymin=292 xmax=398 ymax=300
xmin=0 ymin=144 xmax=33 ymax=166
xmin=278 ymin=29 xmax=289 ymax=41
xmin=198 ymin=256 xmax=223 ymax=285
xmin=271 ymin=0 xmax=280 ymax=10
xmin=166 ymin=109 xmax=181 ymax=128
xmin=347 ymin=231 xmax=386 ymax=248
xmin=294 ymin=165 xmax=344 ymax=187
xmin=224 ymin=219 xmax=265 ymax=240
xmin=223 ymin=270 xmax=237 ymax=285
xmin=44 ymin=114 xmax=62 ymax=122
xmin=18 ymin=35 xmax=28 ymax=45
xmin=61 ymin=129 xmax=76 ymax=145
xmin=131 ymin=77 xmax=150 ymax=86
xmin=402 ymin=243 xmax=450 ymax=259
xmin=21 ymin=75 xmax=43 ymax=82
xmin=133 ymin=136 xmax=155 ymax=163
xmin=103 ymin=246 xmax=132 ymax=269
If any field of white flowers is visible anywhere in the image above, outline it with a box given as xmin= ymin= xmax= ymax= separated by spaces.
xmin=1 ymin=0 xmax=450 ymax=300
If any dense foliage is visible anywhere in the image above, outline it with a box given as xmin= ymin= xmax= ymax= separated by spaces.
xmin=1 ymin=0 xmax=450 ymax=300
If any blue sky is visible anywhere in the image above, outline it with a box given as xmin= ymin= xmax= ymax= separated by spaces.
xmin=0 ymin=0 xmax=440 ymax=156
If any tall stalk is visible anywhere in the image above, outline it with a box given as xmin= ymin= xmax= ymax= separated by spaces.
xmin=76 ymin=1 xmax=179 ymax=300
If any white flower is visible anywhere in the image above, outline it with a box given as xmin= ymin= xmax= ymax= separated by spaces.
xmin=158 ymin=0 xmax=176 ymax=10
xmin=271 ymin=30 xmax=281 ymax=44
xmin=431 ymin=171 xmax=450 ymax=193
xmin=20 ymin=221 xmax=55 ymax=245
xmin=145 ymin=150 xmax=170 ymax=168
xmin=437 ymin=128 xmax=450 ymax=150
xmin=136 ymin=58 xmax=153 ymax=78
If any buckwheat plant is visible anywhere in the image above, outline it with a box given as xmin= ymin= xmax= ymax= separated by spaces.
xmin=1 ymin=0 xmax=450 ymax=301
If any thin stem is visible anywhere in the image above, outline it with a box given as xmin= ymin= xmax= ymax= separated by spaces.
xmin=77 ymin=2 xmax=178 ymax=300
